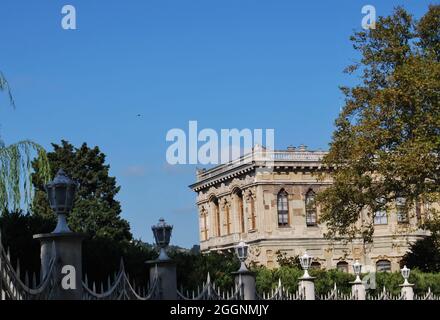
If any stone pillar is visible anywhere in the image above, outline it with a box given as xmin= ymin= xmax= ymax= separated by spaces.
xmin=33 ymin=232 xmax=86 ymax=300
xmin=146 ymin=259 xmax=177 ymax=300
xmin=351 ymin=280 xmax=366 ymax=300
xmin=233 ymin=270 xmax=256 ymax=300
xmin=299 ymin=276 xmax=316 ymax=300
xmin=400 ymin=283 xmax=414 ymax=300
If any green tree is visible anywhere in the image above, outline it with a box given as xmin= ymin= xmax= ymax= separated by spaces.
xmin=401 ymin=220 xmax=440 ymax=272
xmin=172 ymin=249 xmax=240 ymax=291
xmin=0 ymin=209 xmax=55 ymax=281
xmin=31 ymin=140 xmax=131 ymax=241
xmin=0 ymin=71 xmax=50 ymax=212
xmin=316 ymin=6 xmax=440 ymax=240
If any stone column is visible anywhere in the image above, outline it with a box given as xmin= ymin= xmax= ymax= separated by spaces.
xmin=232 ymin=270 xmax=256 ymax=300
xmin=146 ymin=258 xmax=177 ymax=300
xmin=298 ymin=276 xmax=316 ymax=300
xmin=34 ymin=232 xmax=86 ymax=300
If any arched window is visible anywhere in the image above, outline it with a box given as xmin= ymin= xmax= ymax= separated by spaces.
xmin=211 ymin=197 xmax=221 ymax=237
xmin=336 ymin=261 xmax=349 ymax=273
xmin=376 ymin=260 xmax=391 ymax=272
xmin=305 ymin=190 xmax=317 ymax=226
xmin=311 ymin=262 xmax=321 ymax=270
xmin=277 ymin=189 xmax=289 ymax=227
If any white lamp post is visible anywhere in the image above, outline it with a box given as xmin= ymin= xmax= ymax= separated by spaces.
xmin=235 ymin=241 xmax=249 ymax=272
xmin=400 ymin=265 xmax=414 ymax=300
xmin=299 ymin=251 xmax=313 ymax=279
xmin=298 ymin=251 xmax=315 ymax=300
xmin=401 ymin=265 xmax=410 ymax=286
xmin=353 ymin=260 xmax=362 ymax=283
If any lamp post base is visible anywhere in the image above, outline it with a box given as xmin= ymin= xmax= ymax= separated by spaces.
xmin=232 ymin=270 xmax=256 ymax=300
xmin=33 ymin=232 xmax=87 ymax=300
xmin=298 ymin=276 xmax=316 ymax=300
xmin=146 ymin=258 xmax=177 ymax=300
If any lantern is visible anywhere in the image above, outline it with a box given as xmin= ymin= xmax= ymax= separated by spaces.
xmin=299 ymin=251 xmax=313 ymax=278
xmin=353 ymin=260 xmax=362 ymax=283
xmin=45 ymin=169 xmax=77 ymax=233
xmin=401 ymin=265 xmax=410 ymax=285
xmin=235 ymin=241 xmax=249 ymax=271
xmin=152 ymin=218 xmax=173 ymax=260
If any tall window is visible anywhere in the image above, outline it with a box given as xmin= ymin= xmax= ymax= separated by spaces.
xmin=200 ymin=208 xmax=208 ymax=240
xmin=396 ymin=196 xmax=408 ymax=223
xmin=376 ymin=260 xmax=391 ymax=272
xmin=374 ymin=198 xmax=388 ymax=225
xmin=250 ymin=194 xmax=257 ymax=230
xmin=235 ymin=189 xmax=245 ymax=233
xmin=305 ymin=190 xmax=317 ymax=226
xmin=277 ymin=189 xmax=289 ymax=226
xmin=225 ymin=204 xmax=231 ymax=235
xmin=211 ymin=197 xmax=221 ymax=236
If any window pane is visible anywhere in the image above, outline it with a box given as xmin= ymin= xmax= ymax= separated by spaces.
xmin=374 ymin=210 xmax=388 ymax=225
xmin=306 ymin=210 xmax=317 ymax=226
xmin=376 ymin=260 xmax=391 ymax=272
xmin=278 ymin=191 xmax=289 ymax=226
xmin=337 ymin=262 xmax=349 ymax=273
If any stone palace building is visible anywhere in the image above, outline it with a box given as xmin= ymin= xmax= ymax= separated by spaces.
xmin=190 ymin=145 xmax=429 ymax=273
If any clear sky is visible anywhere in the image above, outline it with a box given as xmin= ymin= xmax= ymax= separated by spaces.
xmin=0 ymin=0 xmax=434 ymax=248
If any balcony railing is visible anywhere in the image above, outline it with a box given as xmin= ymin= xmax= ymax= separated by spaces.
xmin=195 ymin=150 xmax=327 ymax=182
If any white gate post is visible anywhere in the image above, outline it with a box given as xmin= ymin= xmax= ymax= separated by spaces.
xmin=351 ymin=260 xmax=366 ymax=300
xmin=299 ymin=277 xmax=316 ymax=300
xmin=299 ymin=251 xmax=315 ymax=300
xmin=400 ymin=266 xmax=414 ymax=300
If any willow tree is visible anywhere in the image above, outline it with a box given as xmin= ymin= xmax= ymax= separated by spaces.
xmin=0 ymin=71 xmax=50 ymax=211
xmin=317 ymin=6 xmax=440 ymax=240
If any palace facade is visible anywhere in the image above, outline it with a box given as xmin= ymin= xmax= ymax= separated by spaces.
xmin=189 ymin=145 xmax=429 ymax=273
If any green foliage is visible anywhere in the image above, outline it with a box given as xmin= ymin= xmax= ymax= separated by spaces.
xmin=310 ymin=268 xmax=355 ymax=295
xmin=255 ymin=266 xmax=440 ymax=295
xmin=370 ymin=270 xmax=440 ymax=295
xmin=31 ymin=140 xmax=131 ymax=242
xmin=0 ymin=71 xmax=51 ymax=211
xmin=317 ymin=5 xmax=440 ymax=239
xmin=0 ymin=141 xmax=50 ymax=211
xmin=0 ymin=209 xmax=55 ymax=281
xmin=172 ymin=249 xmax=240 ymax=291
xmin=254 ymin=266 xmax=354 ymax=295
xmin=276 ymin=250 xmax=302 ymax=268
xmin=82 ymin=238 xmax=156 ymax=289
xmin=2 ymin=139 xmax=150 ymax=287
xmin=0 ymin=208 xmax=156 ymax=288
xmin=401 ymin=232 xmax=440 ymax=272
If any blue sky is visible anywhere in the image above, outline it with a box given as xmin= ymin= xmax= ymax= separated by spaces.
xmin=0 ymin=0 xmax=434 ymax=247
